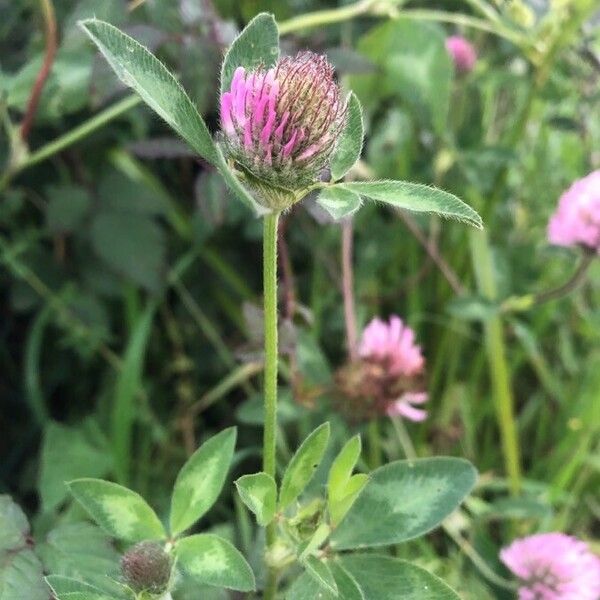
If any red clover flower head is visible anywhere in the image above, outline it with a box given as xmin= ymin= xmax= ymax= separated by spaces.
xmin=335 ymin=316 xmax=428 ymax=422
xmin=547 ymin=170 xmax=600 ymax=254
xmin=120 ymin=541 xmax=172 ymax=595
xmin=500 ymin=533 xmax=600 ymax=600
xmin=445 ymin=36 xmax=477 ymax=73
xmin=220 ymin=51 xmax=347 ymax=209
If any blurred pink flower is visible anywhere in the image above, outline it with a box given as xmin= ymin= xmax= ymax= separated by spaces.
xmin=386 ymin=391 xmax=428 ymax=422
xmin=446 ymin=35 xmax=477 ymax=73
xmin=547 ymin=170 xmax=600 ymax=254
xmin=359 ymin=316 xmax=425 ymax=378
xmin=500 ymin=532 xmax=600 ymax=600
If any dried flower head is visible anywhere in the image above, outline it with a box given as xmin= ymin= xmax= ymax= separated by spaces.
xmin=220 ymin=51 xmax=347 ymax=209
xmin=335 ymin=316 xmax=427 ymax=421
xmin=500 ymin=532 xmax=600 ymax=600
xmin=547 ymin=170 xmax=600 ymax=254
xmin=446 ymin=36 xmax=477 ymax=73
xmin=121 ymin=541 xmax=172 ymax=595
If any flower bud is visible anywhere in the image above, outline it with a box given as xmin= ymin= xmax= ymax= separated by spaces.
xmin=120 ymin=541 xmax=172 ymax=595
xmin=219 ymin=52 xmax=347 ymax=210
xmin=445 ymin=36 xmax=477 ymax=73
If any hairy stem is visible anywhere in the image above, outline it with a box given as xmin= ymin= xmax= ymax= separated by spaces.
xmin=263 ymin=213 xmax=280 ymax=557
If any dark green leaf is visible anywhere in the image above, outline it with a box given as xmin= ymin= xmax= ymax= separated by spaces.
xmin=221 ymin=13 xmax=279 ymax=93
xmin=330 ymin=92 xmax=364 ymax=181
xmin=303 ymin=555 xmax=338 ymax=597
xmin=79 ymin=19 xmax=217 ymax=164
xmin=45 ymin=576 xmax=119 ymax=600
xmin=340 ymin=555 xmax=461 ymax=600
xmin=90 ymin=212 xmax=166 ymax=291
xmin=45 ymin=185 xmax=91 ymax=234
xmin=288 ymin=561 xmax=363 ymax=600
xmin=337 ymin=181 xmax=483 ymax=229
xmin=38 ymin=523 xmax=121 ymax=596
xmin=0 ymin=497 xmax=48 ymax=600
xmin=39 ymin=421 xmax=113 ymax=513
xmin=280 ymin=423 xmax=330 ymax=510
xmin=331 ymin=458 xmax=477 ymax=549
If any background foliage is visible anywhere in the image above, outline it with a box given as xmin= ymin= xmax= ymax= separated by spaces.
xmin=1 ymin=0 xmax=599 ymax=598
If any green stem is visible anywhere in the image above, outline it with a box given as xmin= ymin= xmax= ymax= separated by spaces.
xmin=400 ymin=9 xmax=523 ymax=45
xmin=278 ymin=0 xmax=376 ymax=35
xmin=470 ymin=230 xmax=522 ymax=495
xmin=1 ymin=94 xmax=141 ymax=191
xmin=263 ymin=213 xmax=280 ymax=555
xmin=391 ymin=417 xmax=417 ymax=460
xmin=264 ymin=570 xmax=279 ymax=600
xmin=367 ymin=419 xmax=382 ymax=469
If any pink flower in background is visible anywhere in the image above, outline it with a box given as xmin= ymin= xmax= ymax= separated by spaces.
xmin=359 ymin=316 xmax=425 ymax=377
xmin=220 ymin=52 xmax=347 ymax=194
xmin=446 ymin=35 xmax=477 ymax=73
xmin=500 ymin=533 xmax=600 ymax=600
xmin=547 ymin=170 xmax=600 ymax=254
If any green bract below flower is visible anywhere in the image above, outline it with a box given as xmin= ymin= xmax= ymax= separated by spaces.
xmin=220 ymin=52 xmax=348 ymax=210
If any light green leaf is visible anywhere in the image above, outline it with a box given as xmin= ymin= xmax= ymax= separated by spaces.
xmin=221 ymin=13 xmax=280 ymax=93
xmin=68 ymin=479 xmax=165 ymax=542
xmin=329 ymin=473 xmax=368 ymax=528
xmin=235 ymin=472 xmax=277 ymax=526
xmin=330 ymin=92 xmax=364 ymax=181
xmin=302 ymin=556 xmax=338 ymax=597
xmin=79 ymin=19 xmax=217 ymax=164
xmin=328 ymin=436 xmax=368 ymax=526
xmin=45 ymin=576 xmax=118 ymax=600
xmin=330 ymin=458 xmax=477 ymax=549
xmin=39 ymin=421 xmax=113 ymax=513
xmin=176 ymin=534 xmax=255 ymax=592
xmin=170 ymin=427 xmax=237 ymax=536
xmin=328 ymin=436 xmax=362 ymax=499
xmin=317 ymin=187 xmax=362 ymax=221
xmin=337 ymin=180 xmax=483 ymax=229
xmin=287 ymin=563 xmax=364 ymax=600
xmin=340 ymin=555 xmax=461 ymax=600
xmin=279 ymin=423 xmax=330 ymax=510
